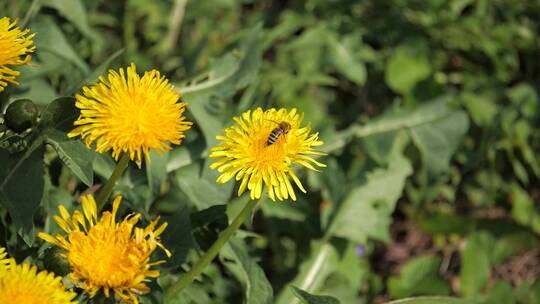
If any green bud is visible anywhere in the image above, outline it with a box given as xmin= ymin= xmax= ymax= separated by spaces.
xmin=4 ymin=99 xmax=38 ymax=133
xmin=43 ymin=246 xmax=71 ymax=276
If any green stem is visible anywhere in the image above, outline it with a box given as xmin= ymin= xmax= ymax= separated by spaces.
xmin=95 ymin=153 xmax=130 ymax=211
xmin=165 ymin=198 xmax=260 ymax=300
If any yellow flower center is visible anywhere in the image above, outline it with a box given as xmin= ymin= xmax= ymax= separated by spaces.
xmin=249 ymin=124 xmax=289 ymax=166
xmin=67 ymin=225 xmax=149 ymax=289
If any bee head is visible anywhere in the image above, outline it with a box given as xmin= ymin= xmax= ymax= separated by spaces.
xmin=279 ymin=121 xmax=292 ymax=133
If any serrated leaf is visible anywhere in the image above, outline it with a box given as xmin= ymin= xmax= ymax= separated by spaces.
xmin=291 ymin=287 xmax=340 ymax=304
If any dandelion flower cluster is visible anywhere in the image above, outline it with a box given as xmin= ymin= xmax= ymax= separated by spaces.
xmin=0 ymin=17 xmax=35 ymax=92
xmin=68 ymin=63 xmax=192 ymax=164
xmin=0 ymin=248 xmax=76 ymax=304
xmin=39 ymin=195 xmax=171 ymax=303
xmin=210 ymin=108 xmax=325 ymax=201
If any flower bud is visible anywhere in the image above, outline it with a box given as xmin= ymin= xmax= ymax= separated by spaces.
xmin=4 ymin=99 xmax=38 ymax=133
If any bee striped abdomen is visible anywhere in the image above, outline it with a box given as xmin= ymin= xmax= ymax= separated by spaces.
xmin=267 ymin=128 xmax=283 ymax=146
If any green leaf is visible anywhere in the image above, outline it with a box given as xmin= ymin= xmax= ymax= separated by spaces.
xmin=190 ymin=204 xmax=228 ymax=251
xmin=146 ymin=150 xmax=168 ymax=201
xmin=180 ymin=25 xmax=263 ymax=147
xmin=44 ymin=129 xmax=95 ymax=186
xmin=388 ymin=255 xmax=451 ymax=298
xmin=385 ymin=43 xmax=431 ymax=94
xmin=167 ymin=146 xmax=195 ymax=173
xmin=291 ymin=286 xmax=340 ymax=304
xmin=317 ymin=157 xmax=348 ymax=207
xmin=416 ymin=213 xmax=474 ymax=235
xmin=40 ymin=97 xmax=95 ymax=186
xmin=93 ymin=153 xmax=115 ymax=180
xmin=492 ymin=231 xmax=537 ymax=263
xmin=167 ymin=283 xmax=213 ymax=304
xmin=509 ymin=182 xmax=540 ymax=234
xmin=221 ymin=239 xmax=273 ymax=304
xmin=13 ymin=78 xmax=57 ymax=106
xmin=159 ymin=208 xmax=194 ymax=268
xmin=39 ymin=97 xmax=79 ymax=132
xmin=261 ymin=196 xmax=307 ymax=222
xmin=386 ymin=297 xmax=475 ymax=304
xmin=362 ymin=131 xmax=399 ymax=165
xmin=67 ymin=49 xmax=124 ymax=95
xmin=461 ymin=92 xmax=498 ymax=127
xmin=352 ymin=97 xmax=469 ymax=178
xmin=482 ymin=281 xmax=515 ymax=304
xmin=459 ymin=232 xmax=495 ymax=298
xmin=31 ymin=16 xmax=89 ymax=73
xmin=507 ymin=83 xmax=538 ymax=110
xmin=276 ymin=242 xmax=337 ymax=304
xmin=174 ymin=162 xmax=232 ymax=209
xmin=328 ymin=154 xmax=412 ymax=243
xmin=328 ymin=34 xmax=366 ymax=86
xmin=409 ymin=102 xmax=469 ymax=177
xmin=40 ymin=0 xmax=101 ymax=44
xmin=0 ymin=142 xmax=45 ymax=243
xmin=350 ymin=97 xmax=468 ymax=144
xmin=276 ymin=240 xmax=367 ymax=304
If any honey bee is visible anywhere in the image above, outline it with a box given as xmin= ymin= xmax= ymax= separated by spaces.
xmin=266 ymin=121 xmax=291 ymax=146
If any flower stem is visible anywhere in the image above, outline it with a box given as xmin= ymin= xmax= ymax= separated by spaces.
xmin=95 ymin=153 xmax=130 ymax=211
xmin=165 ymin=198 xmax=260 ymax=300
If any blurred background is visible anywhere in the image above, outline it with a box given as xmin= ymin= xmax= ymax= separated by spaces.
xmin=2 ymin=0 xmax=540 ymax=303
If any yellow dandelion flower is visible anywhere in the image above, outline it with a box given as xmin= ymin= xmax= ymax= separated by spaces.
xmin=0 ymin=249 xmax=77 ymax=304
xmin=38 ymin=195 xmax=171 ymax=304
xmin=209 ymin=107 xmax=326 ymax=201
xmin=68 ymin=63 xmax=192 ymax=164
xmin=0 ymin=17 xmax=35 ymax=92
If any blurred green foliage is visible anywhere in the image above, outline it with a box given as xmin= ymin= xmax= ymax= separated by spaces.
xmin=1 ymin=0 xmax=540 ymax=303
